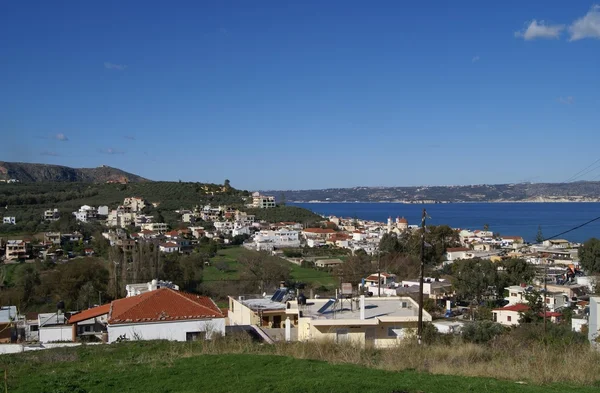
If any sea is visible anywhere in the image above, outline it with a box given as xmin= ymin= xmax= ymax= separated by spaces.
xmin=289 ymin=202 xmax=600 ymax=243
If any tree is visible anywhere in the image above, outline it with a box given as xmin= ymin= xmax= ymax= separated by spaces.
xmin=451 ymin=258 xmax=498 ymax=303
xmin=579 ymin=238 xmax=600 ymax=274
xmin=224 ymin=179 xmax=231 ymax=188
xmin=333 ymin=254 xmax=374 ymax=285
xmin=379 ymin=233 xmax=401 ymax=254
xmin=496 ymin=258 xmax=535 ymax=298
xmin=520 ymin=289 xmax=544 ymax=324
xmin=238 ymin=251 xmax=291 ymax=293
xmin=483 ymin=223 xmax=490 ymax=231
xmin=535 ymin=225 xmax=544 ymax=244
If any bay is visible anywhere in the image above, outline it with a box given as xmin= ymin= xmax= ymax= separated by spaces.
xmin=290 ymin=202 xmax=600 ymax=243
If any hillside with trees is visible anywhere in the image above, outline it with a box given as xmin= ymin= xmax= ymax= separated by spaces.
xmin=0 ymin=161 xmax=148 ymax=183
xmin=0 ymin=181 xmax=251 ymax=234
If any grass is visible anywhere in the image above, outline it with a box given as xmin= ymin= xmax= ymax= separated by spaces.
xmin=1 ymin=339 xmax=599 ymax=393
xmin=205 ymin=247 xmax=337 ymax=290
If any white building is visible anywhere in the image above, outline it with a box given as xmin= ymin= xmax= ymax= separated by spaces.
xmin=73 ymin=205 xmax=97 ymax=222
xmin=123 ymin=197 xmax=147 ymax=212
xmin=252 ymin=229 xmax=301 ymax=251
xmin=43 ymin=209 xmax=60 ymax=221
xmin=38 ymin=312 xmax=71 ymax=343
xmin=251 ymin=192 xmax=276 ymax=209
xmin=505 ymin=285 xmax=568 ymax=312
xmin=126 ymin=279 xmax=180 ymax=297
xmin=107 ymin=288 xmax=225 ymax=343
xmin=159 ymin=242 xmax=179 ymax=253
xmin=2 ymin=217 xmax=16 ymax=225
xmin=141 ymin=222 xmax=169 ymax=233
xmin=445 ymin=247 xmax=470 ymax=262
xmin=97 ymin=206 xmax=109 ymax=216
xmin=492 ymin=304 xmax=529 ymax=326
xmin=232 ymin=225 xmax=251 ymax=237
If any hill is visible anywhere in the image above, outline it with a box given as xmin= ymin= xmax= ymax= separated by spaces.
xmin=270 ymin=182 xmax=600 ymax=203
xmin=0 ymin=161 xmax=148 ymax=183
xmin=0 ymin=181 xmax=250 ymax=234
xmin=1 ymin=340 xmax=598 ymax=392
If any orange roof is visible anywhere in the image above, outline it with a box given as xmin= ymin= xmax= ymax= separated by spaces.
xmin=160 ymin=242 xmax=178 ymax=248
xmin=397 ymin=217 xmax=408 ymax=223
xmin=303 ymin=228 xmax=336 ymax=234
xmin=493 ymin=304 xmax=529 ymax=312
xmin=69 ymin=304 xmax=111 ymax=324
xmin=108 ymin=288 xmax=223 ymax=325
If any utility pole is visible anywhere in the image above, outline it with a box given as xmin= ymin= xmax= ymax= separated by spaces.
xmin=417 ymin=208 xmax=427 ymax=345
xmin=543 ymin=260 xmax=548 ymax=336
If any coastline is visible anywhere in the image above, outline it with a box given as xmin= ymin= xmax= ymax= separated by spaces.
xmin=290 ymin=200 xmax=600 ymax=204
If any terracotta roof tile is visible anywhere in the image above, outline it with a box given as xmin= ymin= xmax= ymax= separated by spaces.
xmin=69 ymin=304 xmax=111 ymax=324
xmin=303 ymin=228 xmax=336 ymax=234
xmin=493 ymin=304 xmax=530 ymax=312
xmin=108 ymin=288 xmax=223 ymax=325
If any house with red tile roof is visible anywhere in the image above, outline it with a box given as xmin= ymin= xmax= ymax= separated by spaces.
xmin=107 ymin=288 xmax=225 ymax=343
xmin=68 ymin=303 xmax=111 ymax=342
xmin=492 ymin=303 xmax=529 ymax=326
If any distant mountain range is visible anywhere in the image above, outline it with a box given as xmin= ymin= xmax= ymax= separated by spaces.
xmin=0 ymin=161 xmax=149 ymax=183
xmin=267 ymin=182 xmax=600 ymax=203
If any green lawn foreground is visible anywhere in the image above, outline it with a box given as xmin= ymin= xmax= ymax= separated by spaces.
xmin=1 ymin=343 xmax=596 ymax=393
xmin=204 ymin=246 xmax=337 ymax=290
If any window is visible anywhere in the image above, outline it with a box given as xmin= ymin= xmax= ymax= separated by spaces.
xmin=507 ymin=316 xmax=512 ymax=322
xmin=493 ymin=313 xmax=497 ymax=322
xmin=387 ymin=327 xmax=403 ymax=337
xmin=186 ymin=332 xmax=206 ymax=342
xmin=336 ymin=329 xmax=349 ymax=343
xmin=84 ymin=325 xmax=91 ymax=332
xmin=511 ymin=293 xmax=517 ymax=297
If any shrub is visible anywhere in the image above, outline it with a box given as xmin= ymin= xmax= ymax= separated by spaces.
xmin=461 ymin=320 xmax=505 ymax=344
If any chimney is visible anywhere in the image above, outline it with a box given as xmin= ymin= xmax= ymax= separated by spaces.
xmin=360 ymin=295 xmax=365 ymax=320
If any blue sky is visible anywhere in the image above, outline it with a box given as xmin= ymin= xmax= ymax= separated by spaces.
xmin=1 ymin=1 xmax=599 ymax=190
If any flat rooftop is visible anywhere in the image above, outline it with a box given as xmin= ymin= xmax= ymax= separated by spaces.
xmin=292 ymin=296 xmax=422 ymax=323
xmin=239 ymin=296 xmax=287 ymax=311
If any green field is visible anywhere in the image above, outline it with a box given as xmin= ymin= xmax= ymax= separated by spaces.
xmin=0 ymin=341 xmax=596 ymax=393
xmin=205 ymin=247 xmax=338 ymax=290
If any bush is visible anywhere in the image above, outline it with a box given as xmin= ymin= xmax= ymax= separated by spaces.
xmin=461 ymin=320 xmax=505 ymax=344
xmin=508 ymin=322 xmax=588 ymax=347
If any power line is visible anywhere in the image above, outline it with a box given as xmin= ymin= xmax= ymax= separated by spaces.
xmin=564 ymin=157 xmax=600 ymax=182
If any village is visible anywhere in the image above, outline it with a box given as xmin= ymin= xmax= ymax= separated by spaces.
xmin=0 ymin=190 xmax=599 ymax=354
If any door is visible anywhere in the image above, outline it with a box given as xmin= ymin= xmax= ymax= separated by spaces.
xmin=273 ymin=315 xmax=281 ymax=328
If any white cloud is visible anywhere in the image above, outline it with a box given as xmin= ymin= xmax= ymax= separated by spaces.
xmin=104 ymin=62 xmax=127 ymax=71
xmin=472 ymin=55 xmax=480 ymax=63
xmin=100 ymin=148 xmax=125 ymax=155
xmin=54 ymin=133 xmax=68 ymax=141
xmin=558 ymin=96 xmax=575 ymax=105
xmin=514 ymin=20 xmax=564 ymax=40
xmin=569 ymin=5 xmax=600 ymax=41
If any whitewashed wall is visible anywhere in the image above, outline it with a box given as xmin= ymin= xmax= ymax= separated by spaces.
xmin=39 ymin=326 xmax=73 ymax=343
xmin=107 ymin=318 xmax=225 ymax=343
